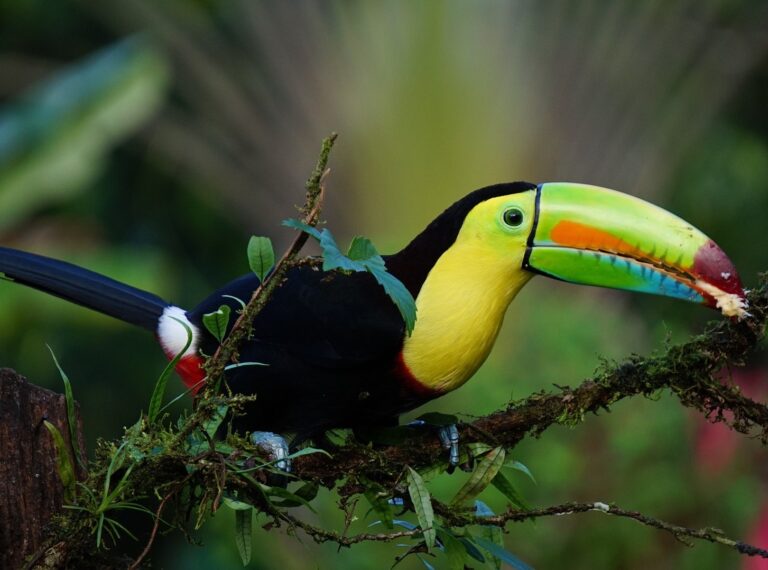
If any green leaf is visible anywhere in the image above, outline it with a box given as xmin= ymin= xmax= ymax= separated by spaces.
xmin=491 ymin=469 xmax=531 ymax=511
xmin=418 ymin=462 xmax=450 ymax=483
xmin=259 ymin=484 xmax=317 ymax=511
xmin=435 ymin=527 xmax=467 ymax=570
xmin=203 ymin=304 xmax=231 ymax=343
xmin=347 ymin=236 xmax=379 ymax=261
xmin=235 ymin=508 xmax=253 ymax=566
xmin=324 ymin=429 xmax=352 ymax=446
xmin=223 ymin=496 xmax=253 ymax=511
xmin=458 ymin=536 xmax=486 ymax=564
xmin=451 ymin=447 xmax=505 ymax=506
xmin=283 ymin=219 xmax=417 ymax=335
xmin=247 ymin=236 xmax=275 ymax=282
xmin=286 ymin=446 xmax=332 ymax=461
xmin=506 ymin=459 xmax=537 ymax=485
xmin=363 ymin=482 xmax=395 ymax=529
xmin=282 ymin=218 xmax=322 ymax=240
xmin=46 ymin=345 xmax=84 ymax=470
xmin=202 ymin=404 xmax=229 ymax=438
xmin=221 ymin=294 xmax=247 ymax=310
xmin=473 ymin=501 xmax=503 ymax=568
xmin=406 ymin=466 xmax=436 ymax=552
xmin=473 ymin=536 xmax=533 ymax=570
xmin=147 ymin=316 xmax=193 ymax=425
xmin=43 ymin=420 xmax=76 ymax=502
xmin=368 ymin=268 xmax=417 ymax=335
xmin=466 ymin=442 xmax=493 ymax=457
xmin=293 ymin=482 xmax=319 ymax=503
xmin=224 ymin=361 xmax=269 ymax=371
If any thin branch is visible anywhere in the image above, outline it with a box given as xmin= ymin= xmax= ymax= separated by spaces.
xmin=274 ymin=499 xmax=768 ymax=560
xmin=128 ymin=474 xmax=193 ymax=570
xmin=201 ymin=133 xmax=337 ymax=392
xmin=442 ymin=501 xmax=768 ymax=559
xmin=279 ymin=511 xmax=420 ymax=547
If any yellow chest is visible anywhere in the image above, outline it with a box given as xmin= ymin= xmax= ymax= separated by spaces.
xmin=400 ymin=243 xmax=531 ymax=393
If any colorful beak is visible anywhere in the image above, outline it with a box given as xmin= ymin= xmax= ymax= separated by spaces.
xmin=523 ymin=183 xmax=747 ymax=317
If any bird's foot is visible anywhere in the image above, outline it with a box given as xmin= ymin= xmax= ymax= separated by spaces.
xmin=438 ymin=424 xmax=460 ymax=468
xmin=251 ymin=431 xmax=291 ymax=472
xmin=408 ymin=420 xmax=461 ymax=470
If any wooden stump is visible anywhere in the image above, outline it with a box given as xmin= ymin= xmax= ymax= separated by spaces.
xmin=0 ymin=368 xmax=87 ymax=569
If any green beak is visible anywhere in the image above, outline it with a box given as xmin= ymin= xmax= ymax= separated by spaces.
xmin=523 ymin=183 xmax=746 ymax=315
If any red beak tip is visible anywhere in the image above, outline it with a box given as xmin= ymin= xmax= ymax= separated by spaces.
xmin=693 ymin=240 xmax=744 ymax=298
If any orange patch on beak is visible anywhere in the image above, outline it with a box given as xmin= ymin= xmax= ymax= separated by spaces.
xmin=550 ymin=220 xmax=641 ymax=257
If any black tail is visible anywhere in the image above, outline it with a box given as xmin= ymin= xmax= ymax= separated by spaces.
xmin=0 ymin=247 xmax=169 ymax=331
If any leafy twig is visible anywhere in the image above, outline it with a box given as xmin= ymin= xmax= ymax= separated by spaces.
xmin=201 ymin=133 xmax=337 ymax=391
xmin=272 ymin=499 xmax=768 ymax=560
xmin=438 ymin=500 xmax=768 ymax=559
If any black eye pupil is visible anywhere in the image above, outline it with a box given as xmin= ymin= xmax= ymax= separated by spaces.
xmin=503 ymin=208 xmax=524 ymax=227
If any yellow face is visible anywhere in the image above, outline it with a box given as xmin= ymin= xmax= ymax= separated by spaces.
xmin=453 ymin=191 xmax=538 ymax=266
xmin=401 ymin=191 xmax=538 ymax=393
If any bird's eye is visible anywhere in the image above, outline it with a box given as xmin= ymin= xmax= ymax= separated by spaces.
xmin=502 ymin=208 xmax=524 ymax=228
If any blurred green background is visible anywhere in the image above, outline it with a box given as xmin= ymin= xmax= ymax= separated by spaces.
xmin=1 ymin=1 xmax=768 ymax=568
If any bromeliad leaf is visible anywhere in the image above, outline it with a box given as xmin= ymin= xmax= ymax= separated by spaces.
xmin=47 ymin=345 xmax=85 ymax=469
xmin=247 ymin=236 xmax=275 ymax=282
xmin=451 ymin=446 xmax=506 ymax=506
xmin=44 ymin=420 xmax=76 ymax=502
xmin=203 ymin=304 xmax=231 ymax=343
xmin=148 ymin=316 xmax=193 ymax=425
xmin=234 ymin=508 xmax=253 ymax=566
xmin=407 ymin=466 xmax=436 ymax=552
xmin=283 ymin=219 xmax=417 ymax=334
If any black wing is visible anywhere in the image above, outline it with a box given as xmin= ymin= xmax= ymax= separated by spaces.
xmin=187 ymin=264 xmax=412 ymax=436
xmin=189 ymin=263 xmax=405 ymax=365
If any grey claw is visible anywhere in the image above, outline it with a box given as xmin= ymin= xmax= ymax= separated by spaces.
xmin=251 ymin=431 xmax=291 ymax=472
xmin=437 ymin=424 xmax=460 ymax=467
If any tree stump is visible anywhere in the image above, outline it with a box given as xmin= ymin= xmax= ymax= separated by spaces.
xmin=0 ymin=368 xmax=87 ymax=569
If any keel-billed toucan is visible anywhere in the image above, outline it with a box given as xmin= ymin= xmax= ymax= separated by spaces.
xmin=0 ymin=182 xmax=746 ymax=458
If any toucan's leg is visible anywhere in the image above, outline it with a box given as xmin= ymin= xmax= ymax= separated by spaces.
xmin=408 ymin=420 xmax=461 ymax=469
xmin=438 ymin=424 xmax=460 ymax=467
xmin=251 ymin=431 xmax=291 ymax=472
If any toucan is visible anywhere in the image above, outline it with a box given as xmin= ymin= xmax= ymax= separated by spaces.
xmin=0 ymin=182 xmax=747 ymax=467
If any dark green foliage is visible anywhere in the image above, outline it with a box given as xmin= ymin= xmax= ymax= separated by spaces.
xmin=283 ymin=219 xmax=417 ymax=334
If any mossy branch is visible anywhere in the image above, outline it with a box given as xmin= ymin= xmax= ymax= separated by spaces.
xmin=292 ymin=277 xmax=768 ymax=484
